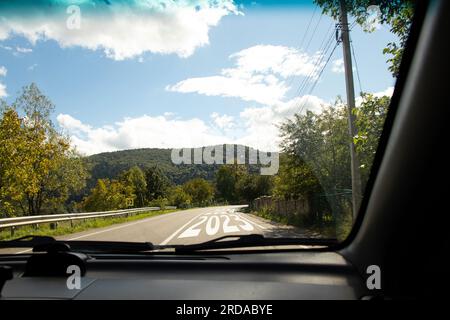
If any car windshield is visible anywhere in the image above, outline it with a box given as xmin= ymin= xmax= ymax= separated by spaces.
xmin=0 ymin=0 xmax=414 ymax=252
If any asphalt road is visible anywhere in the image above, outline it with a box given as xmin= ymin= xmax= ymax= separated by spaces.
xmin=0 ymin=205 xmax=307 ymax=254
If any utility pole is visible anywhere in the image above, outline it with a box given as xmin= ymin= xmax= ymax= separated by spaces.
xmin=339 ymin=0 xmax=363 ymax=219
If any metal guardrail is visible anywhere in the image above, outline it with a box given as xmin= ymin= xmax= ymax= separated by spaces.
xmin=0 ymin=206 xmax=177 ymax=236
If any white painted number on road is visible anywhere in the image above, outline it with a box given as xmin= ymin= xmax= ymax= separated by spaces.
xmin=178 ymin=216 xmax=208 ymax=238
xmin=205 ymin=215 xmax=220 ymax=236
xmin=177 ymin=211 xmax=256 ymax=239
xmin=221 ymin=215 xmax=240 ymax=233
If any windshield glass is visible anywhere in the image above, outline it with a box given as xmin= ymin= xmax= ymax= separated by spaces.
xmin=0 ymin=0 xmax=414 ymax=251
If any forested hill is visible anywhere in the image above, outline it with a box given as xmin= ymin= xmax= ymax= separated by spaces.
xmin=85 ymin=146 xmax=263 ymax=187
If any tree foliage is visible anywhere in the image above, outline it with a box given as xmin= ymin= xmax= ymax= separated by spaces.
xmin=119 ymin=166 xmax=147 ymax=207
xmin=353 ymin=94 xmax=390 ymax=184
xmin=0 ymin=83 xmax=88 ymax=217
xmin=144 ymin=165 xmax=171 ymax=202
xmin=81 ymin=178 xmax=134 ymax=212
xmin=314 ymin=0 xmax=414 ymax=76
xmin=276 ymin=94 xmax=391 ymax=224
xmin=279 ymin=101 xmax=351 ymax=196
xmin=235 ymin=172 xmax=273 ymax=204
xmin=273 ymin=153 xmax=322 ymax=200
xmin=168 ymin=185 xmax=192 ymax=208
xmin=182 ymin=178 xmax=214 ymax=206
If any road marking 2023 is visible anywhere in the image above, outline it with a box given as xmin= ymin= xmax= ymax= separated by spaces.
xmin=177 ymin=212 xmax=258 ymax=239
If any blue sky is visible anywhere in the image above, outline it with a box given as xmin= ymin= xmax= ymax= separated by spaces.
xmin=0 ymin=0 xmax=397 ymax=155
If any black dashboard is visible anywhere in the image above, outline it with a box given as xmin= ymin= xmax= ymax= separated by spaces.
xmin=0 ymin=251 xmax=367 ymax=300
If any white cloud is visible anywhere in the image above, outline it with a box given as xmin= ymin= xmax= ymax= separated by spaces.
xmin=163 ymin=111 xmax=175 ymax=118
xmin=0 ymin=83 xmax=7 ymax=98
xmin=167 ymin=45 xmax=323 ymax=105
xmin=0 ymin=1 xmax=240 ymax=60
xmin=331 ymin=58 xmax=344 ymax=73
xmin=0 ymin=66 xmax=6 ymax=77
xmin=166 ymin=43 xmax=329 ymax=151
xmin=57 ymin=42 xmax=332 ymax=154
xmin=57 ymin=113 xmax=92 ymax=134
xmin=355 ymin=86 xmax=395 ymax=106
xmin=28 ymin=63 xmax=38 ymax=71
xmin=211 ymin=112 xmax=234 ymax=130
xmin=57 ymin=113 xmax=231 ymax=155
xmin=168 ymin=74 xmax=288 ymax=105
xmin=236 ymin=95 xmax=326 ymax=151
xmin=15 ymin=47 xmax=32 ymax=53
xmin=373 ymin=86 xmax=394 ymax=98
xmin=227 ymin=45 xmax=321 ymax=79
xmin=0 ymin=66 xmax=6 ymax=97
xmin=57 ymin=93 xmax=327 ymax=155
xmin=60 ymin=85 xmax=398 ymax=155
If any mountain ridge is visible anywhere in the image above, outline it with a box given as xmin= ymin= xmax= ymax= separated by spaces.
xmin=85 ymin=145 xmax=269 ymax=187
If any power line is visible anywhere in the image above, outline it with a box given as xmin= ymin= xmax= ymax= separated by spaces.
xmin=308 ymin=42 xmax=339 ymax=96
xmin=296 ymin=34 xmax=334 ymax=98
xmin=350 ymin=36 xmax=363 ymax=94
xmin=297 ymin=7 xmax=327 ymax=91
xmin=298 ymin=5 xmax=318 ymax=51
xmin=297 ymin=41 xmax=339 ymax=113
xmin=282 ymin=5 xmax=320 ymax=91
xmin=304 ymin=13 xmax=323 ymax=54
xmin=294 ymin=24 xmax=335 ymax=99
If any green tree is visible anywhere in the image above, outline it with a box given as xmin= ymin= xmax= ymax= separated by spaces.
xmin=40 ymin=151 xmax=89 ymax=213
xmin=235 ymin=172 xmax=273 ymax=204
xmin=82 ymin=178 xmax=134 ymax=212
xmin=168 ymin=185 xmax=192 ymax=208
xmin=0 ymin=109 xmax=29 ymax=216
xmin=119 ymin=166 xmax=147 ymax=207
xmin=273 ymin=154 xmax=322 ymax=200
xmin=314 ymin=0 xmax=414 ymax=77
xmin=215 ymin=165 xmax=236 ymax=202
xmin=279 ymin=101 xmax=352 ymax=218
xmin=277 ymin=94 xmax=391 ymax=232
xmin=0 ymin=84 xmax=88 ymax=216
xmin=144 ymin=166 xmax=170 ymax=202
xmin=215 ymin=164 xmax=246 ymax=203
xmin=183 ymin=178 xmax=214 ymax=206
xmin=353 ymin=93 xmax=390 ymax=185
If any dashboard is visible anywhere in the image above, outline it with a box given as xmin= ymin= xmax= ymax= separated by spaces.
xmin=0 ymin=251 xmax=367 ymax=300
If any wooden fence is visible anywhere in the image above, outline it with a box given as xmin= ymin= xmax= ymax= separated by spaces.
xmin=253 ymin=196 xmax=310 ymax=218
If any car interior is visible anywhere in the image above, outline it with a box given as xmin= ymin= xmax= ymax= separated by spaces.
xmin=0 ymin=0 xmax=448 ymax=301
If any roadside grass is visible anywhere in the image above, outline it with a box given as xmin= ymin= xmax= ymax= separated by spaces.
xmin=252 ymin=207 xmax=337 ymax=239
xmin=0 ymin=209 xmax=178 ymax=241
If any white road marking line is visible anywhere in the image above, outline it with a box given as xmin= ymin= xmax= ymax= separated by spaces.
xmin=16 ymin=248 xmax=32 ymax=254
xmin=159 ymin=212 xmax=206 ymax=245
xmin=236 ymin=213 xmax=267 ymax=230
xmin=66 ymin=209 xmax=186 ymax=240
xmin=67 ymin=220 xmax=152 ymax=241
xmin=13 ymin=209 xmax=186 ymax=254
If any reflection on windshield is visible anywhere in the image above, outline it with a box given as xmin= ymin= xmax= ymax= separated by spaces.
xmin=0 ymin=0 xmax=413 ymax=251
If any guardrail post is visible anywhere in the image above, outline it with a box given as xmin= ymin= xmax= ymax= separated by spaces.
xmin=10 ymin=226 xmax=15 ymax=237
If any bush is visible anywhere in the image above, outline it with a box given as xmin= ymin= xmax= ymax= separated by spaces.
xmin=149 ymin=196 xmax=169 ymax=210
xmin=182 ymin=178 xmax=214 ymax=206
xmin=167 ymin=186 xmax=191 ymax=208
